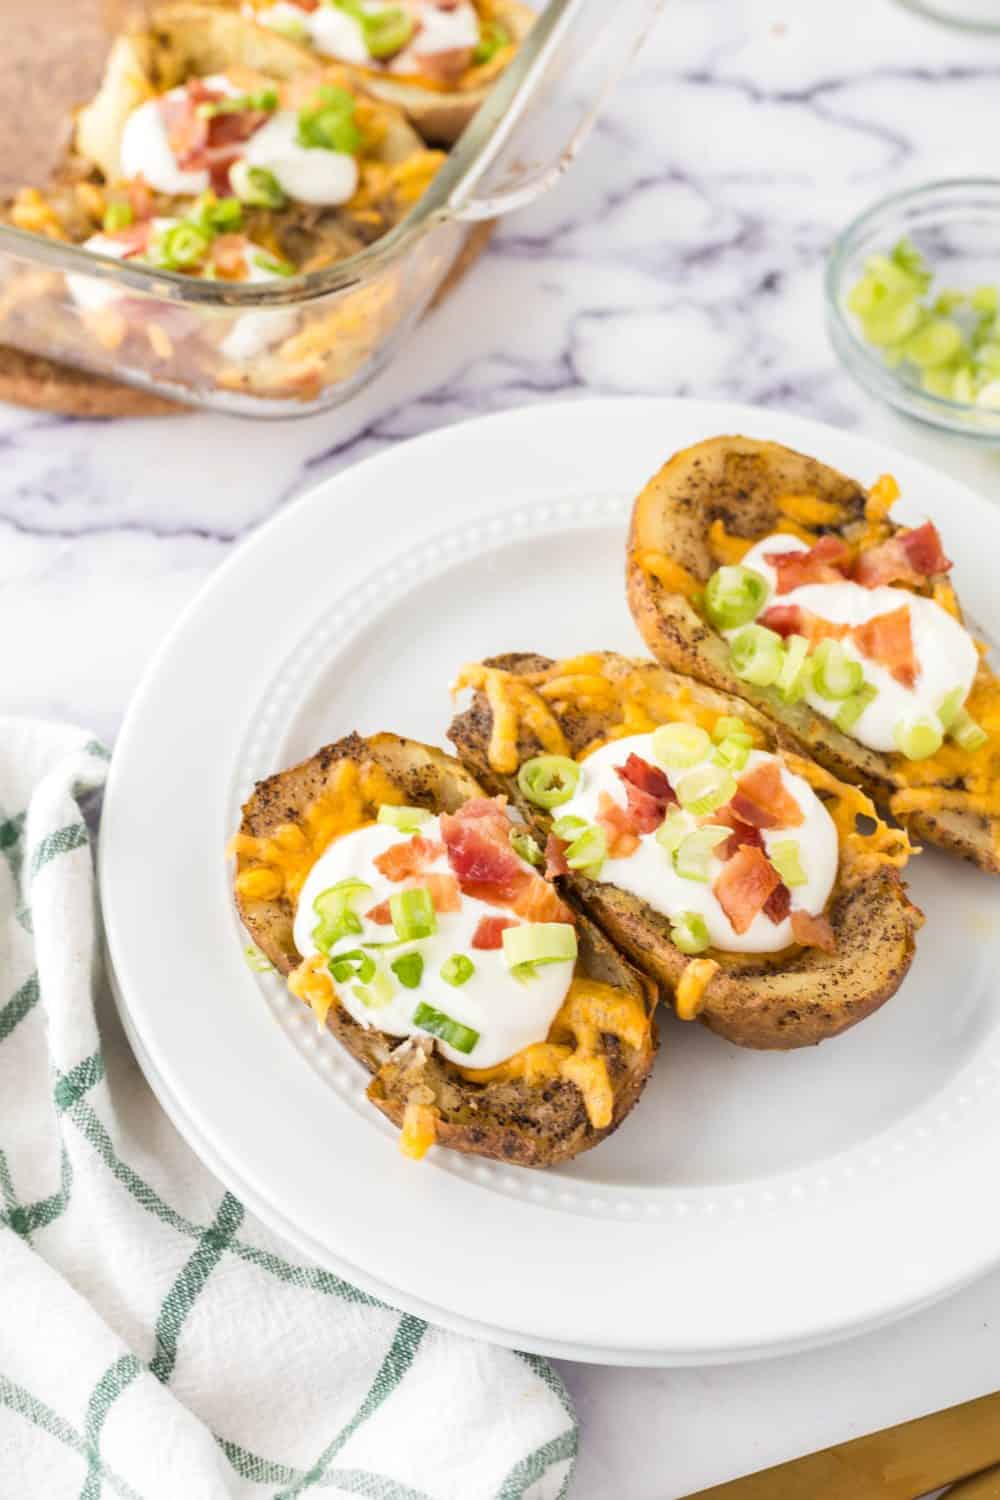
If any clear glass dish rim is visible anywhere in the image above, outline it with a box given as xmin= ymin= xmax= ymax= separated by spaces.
xmin=0 ymin=0 xmax=567 ymax=309
xmin=825 ymin=175 xmax=1000 ymax=422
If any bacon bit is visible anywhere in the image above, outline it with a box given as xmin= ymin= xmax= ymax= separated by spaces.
xmin=509 ymin=880 xmax=574 ymax=925
xmin=852 ymin=606 xmax=916 ymax=688
xmin=763 ymin=882 xmax=791 ymax=923
xmin=412 ymin=45 xmax=474 ymax=82
xmin=710 ymin=812 xmax=764 ymax=861
xmin=374 ymin=835 xmax=444 ymax=883
xmin=106 ymin=220 xmax=153 ymax=257
xmin=596 ymin=791 xmax=640 ymax=858
xmin=126 ymin=177 xmax=154 ymax=222
xmin=366 ymin=898 xmax=392 ymax=925
xmin=758 ymin=604 xmax=850 ymax=646
xmin=765 ymin=536 xmax=851 ymax=594
xmin=441 ymin=797 xmax=526 ymax=898
xmin=471 ymin=915 xmax=518 ymax=950
xmin=545 ymin=834 xmax=569 ymax=878
xmin=212 ymin=233 xmax=250 ymax=281
xmin=160 ymin=87 xmax=210 ymax=167
xmin=714 ymin=845 xmax=782 ymax=935
xmin=729 ymin=761 xmax=805 ymax=830
xmin=614 ymin=753 xmax=676 ymax=833
xmin=423 ymin=873 xmax=461 ymax=913
xmin=854 ymin=522 xmax=951 ymax=588
xmin=790 ymin=908 xmax=836 ymax=953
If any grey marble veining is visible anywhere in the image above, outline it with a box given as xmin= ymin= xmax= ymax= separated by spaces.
xmin=5 ymin=0 xmax=1000 ymax=1493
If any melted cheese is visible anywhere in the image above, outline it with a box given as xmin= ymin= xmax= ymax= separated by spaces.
xmin=776 ymin=492 xmax=847 ymax=528
xmin=782 ymin=754 xmax=914 ymax=872
xmin=708 ymin=519 xmax=753 ymax=564
xmin=675 ymin=957 xmax=719 ymax=1021
xmin=230 ymin=758 xmax=404 ymax=903
xmin=888 ymin=667 xmax=1000 ymax=819
xmin=460 ymin=978 xmax=649 ymax=1131
xmin=400 ymin=1096 xmax=438 ymax=1160
xmin=634 ymin=550 xmax=701 ymax=598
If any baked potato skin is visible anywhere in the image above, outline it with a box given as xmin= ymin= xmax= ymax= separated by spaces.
xmin=627 ymin=435 xmax=1000 ymax=875
xmin=449 ymin=653 xmax=922 ymax=1050
xmin=222 ymin=0 xmax=537 ymax=145
xmin=234 ymin=730 xmax=657 ymax=1166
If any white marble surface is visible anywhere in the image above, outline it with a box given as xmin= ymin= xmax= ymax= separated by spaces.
xmin=6 ymin=0 xmax=1000 ymax=1494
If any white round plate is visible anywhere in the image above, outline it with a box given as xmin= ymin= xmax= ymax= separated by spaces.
xmin=101 ymin=397 xmax=1000 ymax=1366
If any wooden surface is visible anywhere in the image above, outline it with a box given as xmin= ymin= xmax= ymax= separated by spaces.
xmin=0 ymin=219 xmax=495 ymax=418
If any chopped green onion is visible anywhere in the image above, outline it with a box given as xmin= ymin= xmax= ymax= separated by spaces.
xmin=297 ymin=85 xmax=360 ymax=154
xmin=502 ymin=922 xmax=578 ymax=977
xmin=676 ymin=764 xmax=737 ymax=817
xmin=564 ymin=826 xmax=607 ymax=875
xmin=330 ymin=948 xmax=376 ymax=984
xmin=517 ymin=755 xmax=581 ymax=809
xmin=473 ymin=18 xmax=510 ymax=64
xmin=651 ymin=723 xmax=711 ymax=769
xmin=834 ymin=683 xmax=877 ymax=733
xmin=197 ymin=88 xmax=278 ymax=118
xmin=189 ymin=193 xmax=243 ymax=233
xmin=550 ymin=815 xmax=588 ymax=840
xmin=673 ymin=827 xmax=729 ymax=882
xmin=769 ymin=839 xmax=808 ymax=888
xmin=812 ymin=639 xmax=864 ymax=700
xmin=936 ymin=686 xmax=965 ymax=731
xmin=390 ymin=886 xmax=436 ymax=941
xmin=441 ymin=954 xmax=475 ymax=987
xmin=670 ymin=911 xmax=710 ymax=955
xmin=267 ymin=11 xmax=308 ymax=39
xmin=894 ymin=715 xmax=944 ymax=761
xmin=775 ymin=634 xmax=812 ymax=703
xmin=377 ymin=803 xmax=432 ymax=832
xmin=729 ymin=624 xmax=784 ymax=687
xmin=362 ymin=7 xmax=414 ymax=58
xmin=230 ymin=160 xmax=288 ymax=210
xmin=712 ymin=736 xmax=751 ymax=772
xmin=949 ymin=707 xmax=989 ymax=752
xmin=704 ymin=565 xmax=770 ymax=630
xmin=312 ymin=878 xmax=371 ymax=951
xmin=510 ymin=829 xmax=543 ymax=867
xmin=353 ymin=970 xmax=393 ymax=1009
xmin=655 ymin=808 xmax=688 ymax=855
xmin=901 ymin=317 xmax=964 ymax=370
xmin=150 ymin=221 xmax=211 ymax=271
xmin=391 ymin=952 xmax=424 ymax=989
xmin=712 ymin=715 xmax=750 ymax=744
xmin=412 ymin=1002 xmax=479 ymax=1055
xmin=102 ymin=199 xmax=133 ymax=233
xmin=244 ymin=944 xmax=274 ymax=973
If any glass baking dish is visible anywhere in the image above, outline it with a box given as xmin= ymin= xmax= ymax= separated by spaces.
xmin=0 ymin=0 xmax=665 ymax=417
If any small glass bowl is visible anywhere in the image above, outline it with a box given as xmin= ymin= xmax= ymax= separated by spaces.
xmin=826 ymin=179 xmax=1000 ymax=443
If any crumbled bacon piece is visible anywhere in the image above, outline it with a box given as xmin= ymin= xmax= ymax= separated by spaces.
xmin=126 ymin=178 xmax=154 ymax=222
xmin=765 ymin=536 xmax=851 ymax=594
xmin=423 ymin=873 xmax=461 ymax=913
xmin=365 ymin=898 xmax=392 ymax=925
xmin=441 ymin=798 xmax=525 ymax=899
xmin=374 ymin=835 xmax=444 ymax=882
xmin=852 ymin=606 xmax=916 ymax=688
xmin=509 ymin=879 xmax=574 ymax=925
xmin=544 ymin=834 xmax=569 ymax=878
xmin=105 ymin=221 xmax=154 ymax=257
xmin=709 ymin=811 xmax=765 ymax=861
xmin=471 ymin=915 xmax=518 ymax=950
xmin=728 ymin=761 xmax=805 ymax=830
xmin=412 ymin=46 xmax=474 ymax=82
xmin=614 ymin=753 xmax=676 ymax=833
xmin=595 ymin=791 xmax=640 ymax=858
xmin=790 ymin=909 xmax=836 ymax=952
xmin=758 ymin=604 xmax=849 ymax=646
xmin=763 ymin=882 xmax=791 ymax=924
xmin=854 ymin=522 xmax=951 ymax=588
xmin=211 ymin=234 xmax=251 ymax=281
xmin=714 ymin=845 xmax=781 ymax=935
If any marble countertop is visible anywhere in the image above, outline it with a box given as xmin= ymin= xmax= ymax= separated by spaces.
xmin=5 ymin=0 xmax=1000 ymax=1493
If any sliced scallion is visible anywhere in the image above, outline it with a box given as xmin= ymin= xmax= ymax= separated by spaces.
xmin=949 ymin=707 xmax=989 ymax=752
xmin=389 ymin=886 xmax=437 ymax=941
xmin=377 ymin=803 xmax=432 ymax=832
xmin=833 ymin=683 xmax=877 ymax=733
xmin=517 ymin=755 xmax=581 ymax=809
xmin=390 ymin=951 xmax=424 ymax=989
xmin=502 ymin=922 xmax=578 ymax=978
xmin=441 ymin=954 xmax=475 ymax=987
xmin=893 ymin=715 xmax=944 ymax=762
xmin=412 ymin=1002 xmax=479 ymax=1055
xmin=564 ymin=825 xmax=607 ymax=875
xmin=676 ymin=764 xmax=737 ymax=817
xmin=651 ymin=723 xmax=711 ymax=769
xmin=673 ymin=827 xmax=729 ymax=882
xmin=704 ymin=565 xmax=770 ymax=630
xmin=670 ymin=911 xmax=710 ymax=955
xmin=769 ymin=840 xmax=807 ymax=888
xmin=729 ymin=624 xmax=784 ymax=687
xmin=812 ymin=640 xmax=863 ymax=701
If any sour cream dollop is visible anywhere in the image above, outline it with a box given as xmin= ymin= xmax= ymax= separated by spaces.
xmin=556 ymin=733 xmax=838 ymax=955
xmin=293 ymin=818 xmax=575 ymax=1068
xmin=253 ymin=0 xmax=481 ymax=73
xmin=735 ymin=535 xmax=979 ymax=754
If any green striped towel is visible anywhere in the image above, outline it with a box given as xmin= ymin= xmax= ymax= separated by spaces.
xmin=0 ymin=721 xmax=578 ymax=1499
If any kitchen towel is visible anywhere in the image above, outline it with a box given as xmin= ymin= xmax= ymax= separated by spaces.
xmin=0 ymin=719 xmax=577 ymax=1500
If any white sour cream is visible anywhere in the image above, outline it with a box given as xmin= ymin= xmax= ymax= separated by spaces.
xmin=292 ymin=818 xmax=575 ymax=1067
xmin=389 ymin=1 xmax=480 ymax=72
xmin=253 ymin=0 xmax=480 ymax=71
xmin=243 ymin=110 xmax=360 ymax=205
xmin=556 ymin=734 xmax=838 ymax=955
xmin=735 ymin=535 xmax=979 ymax=753
xmin=118 ymin=74 xmax=243 ymax=195
xmin=255 ymin=0 xmax=370 ymax=61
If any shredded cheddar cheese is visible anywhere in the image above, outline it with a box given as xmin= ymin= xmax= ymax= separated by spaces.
xmin=460 ymin=978 xmax=649 ymax=1131
xmin=287 ymin=953 xmax=336 ymax=1028
xmin=400 ymin=1089 xmax=439 ymax=1160
xmin=776 ymin=492 xmax=847 ymax=528
xmin=634 ymin=550 xmax=701 ymax=598
xmin=675 ymin=958 xmax=719 ymax=1021
xmin=887 ymin=667 xmax=1000 ymax=822
xmin=229 ymin=758 xmax=404 ymax=903
xmin=782 ymin=753 xmax=914 ymax=872
xmin=708 ymin=519 xmax=753 ymax=564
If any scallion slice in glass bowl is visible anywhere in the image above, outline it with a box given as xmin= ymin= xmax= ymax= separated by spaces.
xmin=827 ymin=180 xmax=1000 ymax=442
